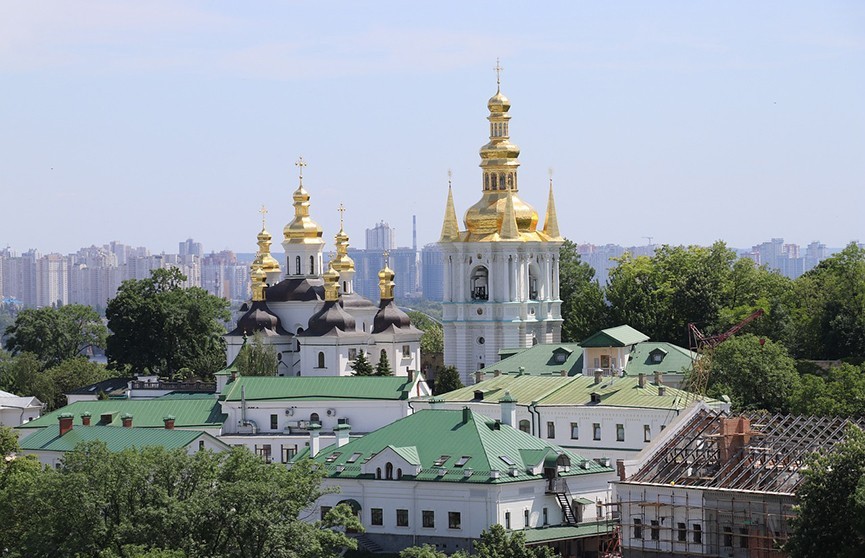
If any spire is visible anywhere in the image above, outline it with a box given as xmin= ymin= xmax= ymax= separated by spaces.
xmin=499 ymin=189 xmax=519 ymax=240
xmin=283 ymin=156 xmax=324 ymax=244
xmin=543 ymin=171 xmax=562 ymax=240
xmin=378 ymin=250 xmax=395 ymax=301
xmin=331 ymin=203 xmax=355 ymax=272
xmin=439 ymin=171 xmax=460 ymax=242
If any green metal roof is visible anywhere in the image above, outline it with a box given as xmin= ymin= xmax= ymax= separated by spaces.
xmin=308 ymin=409 xmax=611 ymax=483
xmin=580 ymin=325 xmax=649 ymax=347
xmin=18 ymin=398 xmax=227 ymax=430
xmin=484 ymin=343 xmax=584 ymax=377
xmin=624 ymin=342 xmax=696 ymax=376
xmin=434 ymin=374 xmax=708 ymax=410
xmin=522 ymin=520 xmax=617 ymax=544
xmin=19 ymin=425 xmax=213 ymax=453
xmin=221 ymin=376 xmax=417 ymax=402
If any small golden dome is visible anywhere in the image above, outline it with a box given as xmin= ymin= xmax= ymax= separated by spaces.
xmin=487 ymin=90 xmax=511 ymax=113
xmin=284 ymin=184 xmax=324 ymax=244
xmin=377 ymin=264 xmax=395 ymax=283
xmin=322 ymin=262 xmax=340 ymax=301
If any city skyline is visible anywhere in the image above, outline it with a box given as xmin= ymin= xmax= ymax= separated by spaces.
xmin=2 ymin=2 xmax=864 ymax=254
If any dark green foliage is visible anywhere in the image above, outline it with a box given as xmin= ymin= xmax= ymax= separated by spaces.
xmin=350 ymin=351 xmax=374 ymax=376
xmin=789 ymin=363 xmax=865 ymax=417
xmin=0 ymin=442 xmax=360 ymax=558
xmin=706 ymin=334 xmax=800 ymax=413
xmin=558 ymin=240 xmax=608 ymax=342
xmin=3 ymin=304 xmax=108 ymax=368
xmin=0 ymin=425 xmax=18 ymax=456
xmin=236 ymin=332 xmax=278 ymax=376
xmin=787 ymin=424 xmax=865 ymax=558
xmin=472 ymin=524 xmax=558 ymax=558
xmin=105 ymin=268 xmax=230 ymax=378
xmin=407 ymin=311 xmax=443 ymax=355
xmin=0 ymin=350 xmax=41 ymax=396
xmin=399 ymin=544 xmax=453 ymax=558
xmin=434 ymin=365 xmax=464 ymax=395
xmin=375 ymin=351 xmax=393 ymax=376
xmin=33 ymin=357 xmax=119 ymax=411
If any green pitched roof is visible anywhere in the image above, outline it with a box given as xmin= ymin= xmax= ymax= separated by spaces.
xmin=434 ymin=374 xmax=708 ymax=410
xmin=19 ymin=425 xmax=212 ymax=453
xmin=580 ymin=325 xmax=649 ymax=347
xmin=623 ymin=342 xmax=696 ymax=376
xmin=18 ymin=398 xmax=226 ymax=430
xmin=482 ymin=343 xmax=584 ymax=378
xmin=221 ymin=376 xmax=417 ymax=402
xmin=309 ymin=409 xmax=611 ymax=483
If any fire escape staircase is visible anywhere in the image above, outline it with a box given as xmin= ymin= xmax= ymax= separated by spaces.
xmin=548 ymin=478 xmax=578 ymax=525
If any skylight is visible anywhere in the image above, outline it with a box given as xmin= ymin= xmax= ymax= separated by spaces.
xmin=325 ymin=452 xmax=342 ymax=463
xmin=346 ymin=452 xmax=362 ymax=463
xmin=433 ymin=455 xmax=451 ymax=467
xmin=499 ymin=455 xmax=516 ymax=466
xmin=454 ymin=456 xmax=472 ymax=467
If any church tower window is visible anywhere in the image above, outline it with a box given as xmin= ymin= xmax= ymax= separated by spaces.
xmin=310 ymin=256 xmax=315 ymax=275
xmin=470 ymin=266 xmax=489 ymax=301
xmin=295 ymin=256 xmax=301 ymax=276
xmin=317 ymin=352 xmax=325 ymax=368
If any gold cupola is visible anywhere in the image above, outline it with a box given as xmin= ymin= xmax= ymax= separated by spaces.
xmin=283 ymin=157 xmax=324 ymax=245
xmin=330 ymin=204 xmax=355 ymax=273
xmin=256 ymin=209 xmax=281 ymax=275
xmin=322 ymin=261 xmax=340 ymax=302
xmin=250 ymin=261 xmax=267 ymax=302
xmin=462 ymin=64 xmax=540 ymax=240
xmin=377 ymin=253 xmax=396 ymax=301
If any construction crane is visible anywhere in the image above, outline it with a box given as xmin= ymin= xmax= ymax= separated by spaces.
xmin=685 ymin=308 xmax=765 ymax=398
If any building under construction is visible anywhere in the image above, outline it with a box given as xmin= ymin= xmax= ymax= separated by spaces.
xmin=612 ymin=404 xmax=865 ymax=558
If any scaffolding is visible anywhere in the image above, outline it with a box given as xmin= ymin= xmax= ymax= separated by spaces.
xmin=613 ymin=409 xmax=865 ymax=557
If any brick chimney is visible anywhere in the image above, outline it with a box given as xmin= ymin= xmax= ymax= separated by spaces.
xmin=654 ymin=371 xmax=664 ymax=385
xmin=718 ymin=416 xmax=751 ymax=464
xmin=406 ymin=369 xmax=414 ymax=382
xmin=80 ymin=412 xmax=91 ymax=426
xmin=58 ymin=413 xmax=74 ymax=436
xmin=475 ymin=371 xmax=483 ymax=384
xmin=638 ymin=373 xmax=646 ymax=388
xmin=163 ymin=415 xmax=176 ymax=430
xmin=121 ymin=413 xmax=133 ymax=428
xmin=594 ymin=369 xmax=603 ymax=385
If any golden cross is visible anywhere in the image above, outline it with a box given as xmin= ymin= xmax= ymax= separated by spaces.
xmin=548 ymin=167 xmax=554 ymax=186
xmin=259 ymin=205 xmax=268 ymax=229
xmin=494 ymin=58 xmax=503 ymax=88
xmin=383 ymin=249 xmax=390 ymax=267
xmin=295 ymin=156 xmax=307 ymax=183
xmin=447 ymin=168 xmax=452 ymax=187
xmin=337 ymin=203 xmax=346 ymax=228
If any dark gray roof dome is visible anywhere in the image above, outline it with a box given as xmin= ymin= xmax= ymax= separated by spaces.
xmin=339 ymin=291 xmax=377 ymax=310
xmin=301 ymin=301 xmax=357 ymax=337
xmin=372 ymin=299 xmax=413 ymax=333
xmin=228 ymin=300 xmax=288 ymax=336
xmin=266 ymin=277 xmax=324 ymax=302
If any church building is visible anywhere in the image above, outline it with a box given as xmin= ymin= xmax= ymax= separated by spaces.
xmin=439 ymin=77 xmax=564 ymax=384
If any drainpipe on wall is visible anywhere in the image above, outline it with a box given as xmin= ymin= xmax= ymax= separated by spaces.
xmin=528 ymin=401 xmax=540 ymax=438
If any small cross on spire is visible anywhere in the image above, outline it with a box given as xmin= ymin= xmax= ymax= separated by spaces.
xmin=548 ymin=167 xmax=554 ymax=186
xmin=337 ymin=203 xmax=346 ymax=229
xmin=494 ymin=58 xmax=503 ymax=90
xmin=447 ymin=168 xmax=453 ymax=188
xmin=383 ymin=249 xmax=390 ymax=267
xmin=295 ymin=156 xmax=307 ymax=184
xmin=259 ymin=204 xmax=268 ymax=229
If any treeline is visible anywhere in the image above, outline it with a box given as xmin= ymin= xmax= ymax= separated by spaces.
xmin=0 ymin=433 xmax=359 ymax=558
xmin=562 ymin=240 xmax=865 ymax=415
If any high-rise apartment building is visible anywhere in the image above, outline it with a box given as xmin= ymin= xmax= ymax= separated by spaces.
xmin=365 ymin=222 xmax=395 ymax=251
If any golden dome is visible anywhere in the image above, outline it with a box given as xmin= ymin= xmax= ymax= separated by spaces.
xmin=331 ymin=206 xmax=355 ymax=272
xmin=250 ymin=260 xmax=267 ymax=302
xmin=284 ymin=184 xmax=324 ymax=245
xmin=464 ymin=191 xmax=539 ymax=236
xmin=322 ymin=262 xmax=340 ymax=301
xmin=487 ymin=90 xmax=510 ymax=113
xmin=256 ymin=226 xmax=281 ymax=274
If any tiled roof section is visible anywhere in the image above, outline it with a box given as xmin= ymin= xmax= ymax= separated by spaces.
xmin=486 ymin=343 xmax=584 ymax=376
xmin=434 ymin=374 xmax=707 ymax=410
xmin=309 ymin=409 xmax=611 ymax=483
xmin=17 ymin=398 xmax=226 ymax=430
xmin=624 ymin=342 xmax=696 ymax=376
xmin=221 ymin=376 xmax=417 ymax=402
xmin=580 ymin=325 xmax=649 ymax=347
xmin=19 ymin=425 xmax=208 ymax=453
xmin=65 ymin=377 xmax=133 ymax=396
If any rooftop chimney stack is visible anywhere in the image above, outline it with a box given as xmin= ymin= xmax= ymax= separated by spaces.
xmin=654 ymin=371 xmax=664 ymax=385
xmin=594 ymin=369 xmax=603 ymax=385
xmin=80 ymin=412 xmax=91 ymax=426
xmin=121 ymin=414 xmax=133 ymax=428
xmin=500 ymin=391 xmax=517 ymax=428
xmin=163 ymin=416 xmax=176 ymax=430
xmin=475 ymin=371 xmax=483 ymax=384
xmin=335 ymin=424 xmax=351 ymax=447
xmin=309 ymin=422 xmax=321 ymax=457
xmin=638 ymin=373 xmax=646 ymax=388
xmin=58 ymin=413 xmax=74 ymax=436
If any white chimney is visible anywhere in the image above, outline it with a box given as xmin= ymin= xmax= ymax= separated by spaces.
xmin=335 ymin=424 xmax=351 ymax=447
xmin=309 ymin=423 xmax=321 ymax=457
xmin=500 ymin=391 xmax=517 ymax=428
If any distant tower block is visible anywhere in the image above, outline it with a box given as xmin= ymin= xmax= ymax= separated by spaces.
xmin=437 ymin=70 xmax=563 ymax=384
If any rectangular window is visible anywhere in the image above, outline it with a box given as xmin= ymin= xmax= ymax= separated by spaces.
xmin=739 ymin=528 xmax=749 ymax=548
xmin=644 ymin=424 xmax=651 ymax=442
xmin=524 ymin=509 xmax=530 ymax=527
xmin=593 ymin=423 xmax=602 ymax=440
xmin=651 ymin=520 xmax=660 ymax=540
xmin=255 ymin=444 xmax=272 ymax=462
xmin=616 ymin=423 xmax=625 ymax=442
xmin=542 ymin=507 xmax=549 ymax=526
xmin=198 ymin=440 xmax=205 ymax=450
xmin=371 ymin=508 xmax=383 ymax=526
xmin=547 ymin=421 xmax=555 ymax=439
xmin=422 ymin=510 xmax=435 ymax=528
xmin=570 ymin=422 xmax=579 ymax=439
xmin=402 ymin=345 xmax=411 ymax=358
xmin=633 ymin=518 xmax=642 ymax=539
xmin=282 ymin=445 xmax=297 ymax=463
xmin=320 ymin=506 xmax=331 ymax=520
xmin=505 ymin=511 xmax=511 ymax=530
xmin=693 ymin=523 xmax=702 ymax=544
xmin=677 ymin=522 xmax=687 ymax=542
xmin=448 ymin=512 xmax=461 ymax=529
xmin=600 ymin=355 xmax=610 ymax=369
xmin=348 ymin=348 xmax=357 ymax=360
xmin=396 ymin=509 xmax=409 ymax=527
xmin=723 ymin=526 xmax=733 ymax=547
xmin=270 ymin=414 xmax=278 ymax=430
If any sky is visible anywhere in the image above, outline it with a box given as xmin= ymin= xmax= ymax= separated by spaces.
xmin=1 ymin=1 xmax=864 ymax=256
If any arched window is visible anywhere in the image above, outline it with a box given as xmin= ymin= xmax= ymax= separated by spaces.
xmin=343 ymin=281 xmax=347 ymax=293
xmin=310 ymin=412 xmax=320 ymax=423
xmin=386 ymin=462 xmax=394 ymax=480
xmin=380 ymin=349 xmax=387 ymax=360
xmin=528 ymin=266 xmax=539 ymax=300
xmin=470 ymin=266 xmax=489 ymax=301
xmin=295 ymin=256 xmax=301 ymax=275
xmin=376 ymin=467 xmax=382 ymax=480
xmin=397 ymin=468 xmax=403 ymax=480
xmin=519 ymin=419 xmax=531 ymax=433
xmin=317 ymin=352 xmax=325 ymax=368
xmin=296 ymin=327 xmax=303 ymax=352
xmin=309 ymin=255 xmax=315 ymax=275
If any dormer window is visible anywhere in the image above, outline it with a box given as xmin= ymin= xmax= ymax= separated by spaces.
xmin=650 ymin=348 xmax=668 ymax=364
xmin=590 ymin=393 xmax=601 ymax=404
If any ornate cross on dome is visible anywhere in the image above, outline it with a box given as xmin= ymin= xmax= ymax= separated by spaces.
xmin=494 ymin=58 xmax=503 ymax=88
xmin=383 ymin=249 xmax=390 ymax=267
xmin=259 ymin=204 xmax=268 ymax=229
xmin=548 ymin=167 xmax=554 ymax=186
xmin=447 ymin=168 xmax=452 ymax=187
xmin=337 ymin=203 xmax=346 ymax=228
xmin=295 ymin=156 xmax=307 ymax=184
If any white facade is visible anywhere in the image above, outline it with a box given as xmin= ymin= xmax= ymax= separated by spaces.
xmin=0 ymin=391 xmax=42 ymax=427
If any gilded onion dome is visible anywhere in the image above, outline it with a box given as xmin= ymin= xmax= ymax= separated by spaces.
xmin=250 ymin=262 xmax=267 ymax=302
xmin=283 ymin=158 xmax=324 ymax=245
xmin=322 ymin=261 xmax=341 ymax=302
xmin=330 ymin=206 xmax=355 ymax=272
xmin=377 ymin=258 xmax=395 ymax=301
xmin=256 ymin=223 xmax=281 ymax=275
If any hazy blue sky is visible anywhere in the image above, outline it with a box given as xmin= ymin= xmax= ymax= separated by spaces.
xmin=2 ymin=1 xmax=863 ymax=255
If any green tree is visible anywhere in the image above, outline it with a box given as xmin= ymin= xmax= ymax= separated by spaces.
xmin=0 ymin=425 xmax=18 ymax=456
xmin=789 ymin=363 xmax=865 ymax=417
xmin=3 ymin=304 xmax=108 ymax=368
xmin=32 ymin=357 xmax=119 ymax=411
xmin=375 ymin=351 xmax=393 ymax=376
xmin=400 ymin=544 xmax=460 ymax=558
xmin=105 ymin=268 xmax=230 ymax=378
xmin=236 ymin=332 xmax=278 ymax=376
xmin=0 ymin=351 xmax=42 ymax=397
xmin=788 ymin=424 xmax=865 ymax=558
xmin=472 ymin=524 xmax=558 ymax=558
xmin=408 ymin=311 xmax=444 ymax=355
xmin=706 ymin=334 xmax=800 ymax=413
xmin=434 ymin=365 xmax=464 ymax=395
xmin=559 ymin=239 xmax=609 ymax=342
xmin=350 ymin=351 xmax=374 ymax=376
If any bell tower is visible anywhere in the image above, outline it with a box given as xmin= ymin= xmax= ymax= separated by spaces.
xmin=438 ymin=64 xmax=563 ymax=384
